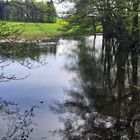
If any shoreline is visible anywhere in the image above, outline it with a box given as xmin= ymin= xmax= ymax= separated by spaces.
xmin=0 ymin=33 xmax=103 ymax=43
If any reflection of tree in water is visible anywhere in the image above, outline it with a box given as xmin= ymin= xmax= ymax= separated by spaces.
xmin=0 ymin=41 xmax=57 ymax=82
xmin=0 ymin=41 xmax=58 ymax=139
xmin=0 ymin=98 xmax=36 ymax=140
xmin=51 ymin=36 xmax=140 ymax=140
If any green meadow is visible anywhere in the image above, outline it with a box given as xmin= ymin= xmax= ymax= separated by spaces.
xmin=6 ymin=20 xmax=68 ymax=40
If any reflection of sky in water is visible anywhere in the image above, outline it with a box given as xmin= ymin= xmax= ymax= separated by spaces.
xmin=0 ymin=37 xmax=101 ymax=140
xmin=0 ymin=38 xmax=80 ymax=140
xmin=85 ymin=35 xmax=102 ymax=59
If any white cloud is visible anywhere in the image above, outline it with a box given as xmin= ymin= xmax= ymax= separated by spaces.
xmin=54 ymin=2 xmax=74 ymax=16
xmin=37 ymin=0 xmax=74 ymax=16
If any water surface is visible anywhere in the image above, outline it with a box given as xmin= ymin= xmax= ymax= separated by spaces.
xmin=0 ymin=38 xmax=81 ymax=140
xmin=0 ymin=35 xmax=140 ymax=140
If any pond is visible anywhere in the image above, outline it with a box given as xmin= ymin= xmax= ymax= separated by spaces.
xmin=0 ymin=37 xmax=84 ymax=140
xmin=0 ymin=35 xmax=140 ymax=140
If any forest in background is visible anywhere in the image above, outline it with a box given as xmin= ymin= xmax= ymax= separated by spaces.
xmin=0 ymin=0 xmax=57 ymax=23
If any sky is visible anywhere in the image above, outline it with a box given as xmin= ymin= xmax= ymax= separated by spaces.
xmin=38 ymin=0 xmax=75 ymax=16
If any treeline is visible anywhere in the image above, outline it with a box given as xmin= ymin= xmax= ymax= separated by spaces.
xmin=65 ymin=0 xmax=139 ymax=41
xmin=0 ymin=0 xmax=57 ymax=23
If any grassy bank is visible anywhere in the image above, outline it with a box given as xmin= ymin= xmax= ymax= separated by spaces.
xmin=64 ymin=25 xmax=103 ymax=36
xmin=5 ymin=20 xmax=68 ymax=40
xmin=2 ymin=20 xmax=102 ymax=40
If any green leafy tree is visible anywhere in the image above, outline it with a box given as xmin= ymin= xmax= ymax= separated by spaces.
xmin=47 ymin=0 xmax=57 ymax=23
xmin=0 ymin=0 xmax=57 ymax=23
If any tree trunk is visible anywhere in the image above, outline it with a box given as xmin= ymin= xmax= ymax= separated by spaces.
xmin=131 ymin=0 xmax=139 ymax=100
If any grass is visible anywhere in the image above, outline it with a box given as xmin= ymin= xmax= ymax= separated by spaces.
xmin=65 ymin=24 xmax=103 ymax=36
xmin=5 ymin=19 xmax=67 ymax=40
xmin=1 ymin=20 xmax=102 ymax=40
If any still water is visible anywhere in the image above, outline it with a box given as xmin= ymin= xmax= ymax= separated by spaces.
xmin=0 ymin=35 xmax=140 ymax=140
xmin=0 ymin=37 xmax=84 ymax=140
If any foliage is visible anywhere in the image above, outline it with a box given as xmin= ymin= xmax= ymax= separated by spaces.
xmin=0 ymin=0 xmax=57 ymax=23
xmin=63 ymin=0 xmax=139 ymax=41
xmin=46 ymin=0 xmax=57 ymax=23
xmin=0 ymin=21 xmax=22 ymax=37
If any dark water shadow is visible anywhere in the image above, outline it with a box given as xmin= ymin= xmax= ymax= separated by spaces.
xmin=51 ymin=35 xmax=140 ymax=140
